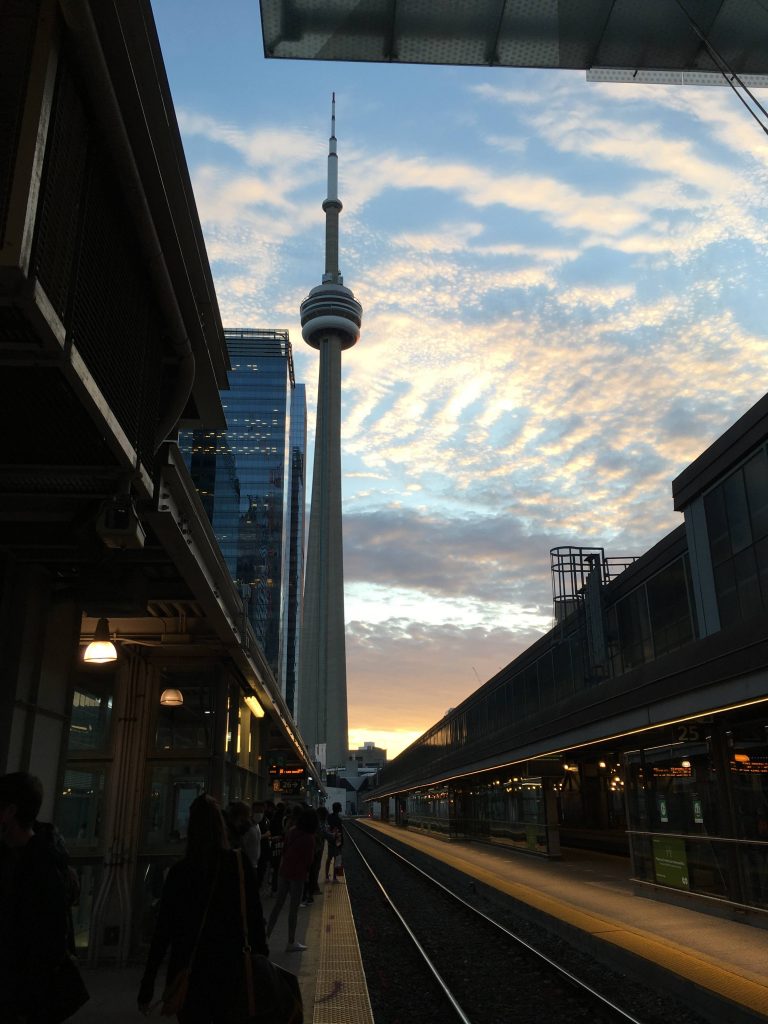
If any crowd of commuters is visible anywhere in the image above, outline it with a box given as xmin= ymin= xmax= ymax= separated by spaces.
xmin=0 ymin=769 xmax=345 ymax=1023
xmin=137 ymin=795 xmax=345 ymax=1020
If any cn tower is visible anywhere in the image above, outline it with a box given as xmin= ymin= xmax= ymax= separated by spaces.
xmin=297 ymin=95 xmax=362 ymax=770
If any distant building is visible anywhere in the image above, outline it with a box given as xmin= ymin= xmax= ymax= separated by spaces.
xmin=181 ymin=329 xmax=306 ymax=709
xmin=347 ymin=741 xmax=387 ymax=774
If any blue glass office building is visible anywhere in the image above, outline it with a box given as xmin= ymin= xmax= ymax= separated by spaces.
xmin=180 ymin=330 xmax=305 ymax=710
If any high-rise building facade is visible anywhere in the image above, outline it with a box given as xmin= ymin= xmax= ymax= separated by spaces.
xmin=181 ymin=329 xmax=306 ymax=709
xmin=298 ymin=98 xmax=362 ymax=768
xmin=280 ymin=384 xmax=307 ymax=716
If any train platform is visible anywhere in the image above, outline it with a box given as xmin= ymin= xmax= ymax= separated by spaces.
xmin=359 ymin=818 xmax=768 ymax=1024
xmin=70 ymin=877 xmax=373 ymax=1024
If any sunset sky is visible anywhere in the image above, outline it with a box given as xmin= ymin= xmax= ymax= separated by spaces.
xmin=153 ymin=1 xmax=768 ymax=759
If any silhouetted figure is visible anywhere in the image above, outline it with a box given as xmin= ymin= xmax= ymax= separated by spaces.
xmin=138 ymin=794 xmax=267 ymax=1022
xmin=266 ymin=808 xmax=317 ymax=952
xmin=0 ymin=772 xmax=73 ymax=1023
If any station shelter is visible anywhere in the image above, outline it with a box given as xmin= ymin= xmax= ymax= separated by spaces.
xmin=370 ymin=394 xmax=768 ymax=922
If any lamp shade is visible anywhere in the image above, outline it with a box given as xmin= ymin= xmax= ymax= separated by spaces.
xmin=160 ymin=687 xmax=184 ymax=707
xmin=84 ymin=618 xmax=117 ymax=664
xmin=244 ymin=694 xmax=265 ymax=718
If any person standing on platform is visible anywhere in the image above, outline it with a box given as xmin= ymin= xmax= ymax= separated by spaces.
xmin=256 ymin=800 xmax=273 ymax=893
xmin=223 ymin=800 xmax=252 ymax=853
xmin=138 ymin=794 xmax=267 ymax=1022
xmin=325 ymin=801 xmax=345 ymax=882
xmin=266 ymin=807 xmax=318 ymax=952
xmin=243 ymin=802 xmax=262 ymax=871
xmin=303 ymin=806 xmax=327 ymax=904
xmin=268 ymin=803 xmax=286 ymax=895
xmin=0 ymin=772 xmax=73 ymax=1024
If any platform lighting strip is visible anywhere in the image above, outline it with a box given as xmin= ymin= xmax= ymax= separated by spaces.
xmin=369 ymin=694 xmax=768 ymax=800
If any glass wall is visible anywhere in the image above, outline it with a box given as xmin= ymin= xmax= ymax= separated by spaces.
xmin=56 ymin=667 xmax=115 ymax=951
xmin=705 ymin=445 xmax=768 ymax=628
xmin=405 ymin=772 xmax=555 ymax=855
xmin=625 ymin=712 xmax=768 ymax=909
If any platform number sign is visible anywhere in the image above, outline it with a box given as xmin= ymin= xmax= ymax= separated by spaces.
xmin=671 ymin=723 xmax=700 ymax=743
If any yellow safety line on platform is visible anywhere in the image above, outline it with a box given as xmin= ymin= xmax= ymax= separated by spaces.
xmin=313 ymin=880 xmax=374 ymax=1024
xmin=360 ymin=820 xmax=768 ymax=1018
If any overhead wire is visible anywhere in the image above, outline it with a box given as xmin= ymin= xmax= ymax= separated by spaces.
xmin=673 ymin=0 xmax=768 ymax=136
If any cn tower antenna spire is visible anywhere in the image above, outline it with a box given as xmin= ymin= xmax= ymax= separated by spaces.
xmin=323 ymin=92 xmax=342 ymax=284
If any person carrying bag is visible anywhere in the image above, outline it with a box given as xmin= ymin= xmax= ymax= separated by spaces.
xmin=234 ymin=849 xmax=303 ymax=1024
xmin=138 ymin=795 xmax=268 ymax=1023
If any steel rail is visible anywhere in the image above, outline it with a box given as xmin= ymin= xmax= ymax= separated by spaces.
xmin=346 ymin=827 xmax=473 ymax=1024
xmin=349 ymin=821 xmax=646 ymax=1024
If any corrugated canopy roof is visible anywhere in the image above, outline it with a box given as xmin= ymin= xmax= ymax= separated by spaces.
xmin=259 ymin=0 xmax=768 ymax=83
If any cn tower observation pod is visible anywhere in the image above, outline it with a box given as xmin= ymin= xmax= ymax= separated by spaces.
xmin=300 ymin=281 xmax=362 ymax=351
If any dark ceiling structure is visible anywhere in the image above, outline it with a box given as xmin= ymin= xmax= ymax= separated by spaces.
xmin=259 ymin=0 xmax=768 ymax=87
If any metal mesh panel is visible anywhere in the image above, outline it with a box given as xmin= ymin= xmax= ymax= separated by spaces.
xmin=69 ymin=146 xmax=163 ymax=471
xmin=0 ymin=366 xmax=116 ymax=466
xmin=0 ymin=304 xmax=42 ymax=348
xmin=0 ymin=0 xmax=40 ymax=245
xmin=32 ymin=45 xmax=90 ymax=323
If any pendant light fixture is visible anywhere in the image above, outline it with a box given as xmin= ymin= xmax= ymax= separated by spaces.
xmin=83 ymin=618 xmax=117 ymax=664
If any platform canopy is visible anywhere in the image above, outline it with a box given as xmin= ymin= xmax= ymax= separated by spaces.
xmin=259 ymin=0 xmax=768 ymax=87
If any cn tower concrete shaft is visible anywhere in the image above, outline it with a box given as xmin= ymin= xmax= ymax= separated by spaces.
xmin=297 ymin=96 xmax=362 ymax=769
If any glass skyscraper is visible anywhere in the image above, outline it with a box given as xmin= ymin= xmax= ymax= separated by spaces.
xmin=180 ymin=329 xmax=306 ymax=712
xmin=280 ymin=384 xmax=306 ymax=716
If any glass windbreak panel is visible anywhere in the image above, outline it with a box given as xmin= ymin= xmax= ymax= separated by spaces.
xmin=742 ymin=843 xmax=768 ymax=909
xmin=68 ymin=677 xmax=114 ymax=751
xmin=685 ymin=837 xmax=730 ymax=898
xmin=134 ymin=858 xmax=170 ymax=953
xmin=625 ymin=741 xmax=718 ymax=835
xmin=154 ymin=684 xmax=214 ymax=751
xmin=454 ymin=776 xmax=547 ymax=853
xmin=57 ymin=767 xmax=106 ymax=849
xmin=729 ymin=722 xmax=768 ymax=841
xmin=405 ymin=787 xmax=450 ymax=836
xmin=70 ymin=862 xmax=101 ymax=952
xmin=144 ymin=763 xmax=208 ymax=849
xmin=646 ymin=557 xmax=694 ymax=659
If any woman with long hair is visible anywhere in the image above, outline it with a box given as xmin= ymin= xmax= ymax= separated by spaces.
xmin=138 ymin=794 xmax=267 ymax=1022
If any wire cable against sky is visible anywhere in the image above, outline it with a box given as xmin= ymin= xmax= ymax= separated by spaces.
xmin=675 ymin=0 xmax=768 ymax=136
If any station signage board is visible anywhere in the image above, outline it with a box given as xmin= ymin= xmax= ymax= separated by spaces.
xmin=652 ymin=836 xmax=689 ymax=890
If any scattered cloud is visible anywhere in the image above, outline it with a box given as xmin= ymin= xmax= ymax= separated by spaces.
xmin=160 ymin=47 xmax=768 ymax=751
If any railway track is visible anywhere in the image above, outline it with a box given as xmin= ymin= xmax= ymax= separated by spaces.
xmin=342 ymin=819 xmax=720 ymax=1024
xmin=344 ymin=821 xmax=646 ymax=1024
